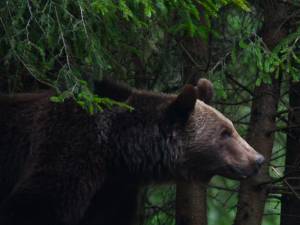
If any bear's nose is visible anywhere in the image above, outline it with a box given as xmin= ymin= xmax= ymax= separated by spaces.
xmin=255 ymin=155 xmax=265 ymax=168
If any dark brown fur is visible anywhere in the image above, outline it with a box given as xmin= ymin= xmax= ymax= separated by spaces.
xmin=196 ymin=78 xmax=213 ymax=104
xmin=0 ymin=80 xmax=263 ymax=225
xmin=0 ymin=88 xmax=182 ymax=225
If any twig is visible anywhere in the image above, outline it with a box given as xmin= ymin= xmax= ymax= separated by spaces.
xmin=26 ymin=0 xmax=33 ymax=42
xmin=209 ymin=52 xmax=230 ymax=74
xmin=271 ymin=166 xmax=300 ymax=200
xmin=207 ymin=184 xmax=238 ymax=193
xmin=78 ymin=2 xmax=88 ymax=37
xmin=13 ymin=52 xmax=55 ymax=89
xmin=271 ymin=153 xmax=286 ymax=161
xmin=55 ymin=6 xmax=71 ymax=70
xmin=269 ymin=125 xmax=300 ymax=134
xmin=179 ymin=43 xmax=206 ymax=71
xmin=225 ymin=72 xmax=254 ymax=96
xmin=213 ymin=98 xmax=254 ymax=106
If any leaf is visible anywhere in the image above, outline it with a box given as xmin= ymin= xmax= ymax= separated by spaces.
xmin=196 ymin=25 xmax=209 ymax=41
xmin=88 ymin=104 xmax=94 ymax=114
xmin=292 ymin=51 xmax=300 ymax=64
xmin=77 ymin=100 xmax=85 ymax=107
xmin=119 ymin=0 xmax=133 ymax=20
xmin=256 ymin=77 xmax=262 ymax=86
xmin=232 ymin=0 xmax=251 ymax=11
xmin=264 ymin=57 xmax=270 ymax=73
xmin=239 ymin=39 xmax=248 ymax=49
xmin=231 ymin=46 xmax=237 ymax=65
xmin=50 ymin=96 xmax=63 ymax=103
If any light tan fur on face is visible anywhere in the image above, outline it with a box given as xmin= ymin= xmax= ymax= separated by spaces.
xmin=183 ymin=100 xmax=261 ymax=178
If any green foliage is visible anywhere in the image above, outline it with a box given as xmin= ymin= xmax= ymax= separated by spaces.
xmin=144 ymin=186 xmax=175 ymax=225
xmin=0 ymin=0 xmax=250 ymax=110
xmin=50 ymin=80 xmax=133 ymax=114
xmin=206 ymin=6 xmax=300 ymax=225
xmin=237 ymin=27 xmax=300 ymax=85
xmin=212 ymin=8 xmax=300 ymax=87
xmin=208 ymin=177 xmax=239 ymax=225
xmin=0 ymin=0 xmax=248 ymax=87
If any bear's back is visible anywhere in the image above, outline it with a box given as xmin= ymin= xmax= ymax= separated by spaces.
xmin=0 ymin=91 xmax=112 ymax=201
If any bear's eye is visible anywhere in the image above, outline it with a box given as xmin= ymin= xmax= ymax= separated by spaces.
xmin=221 ymin=129 xmax=232 ymax=139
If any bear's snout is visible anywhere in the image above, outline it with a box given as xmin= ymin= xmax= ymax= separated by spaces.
xmin=255 ymin=155 xmax=265 ymax=168
xmin=239 ymin=153 xmax=265 ymax=178
xmin=216 ymin=134 xmax=266 ymax=180
xmin=251 ymin=154 xmax=265 ymax=175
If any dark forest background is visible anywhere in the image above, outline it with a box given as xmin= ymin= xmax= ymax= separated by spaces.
xmin=1 ymin=0 xmax=300 ymax=225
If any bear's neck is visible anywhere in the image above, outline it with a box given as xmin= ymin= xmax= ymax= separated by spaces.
xmin=103 ymin=110 xmax=183 ymax=183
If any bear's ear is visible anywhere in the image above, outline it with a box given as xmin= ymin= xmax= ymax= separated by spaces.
xmin=195 ymin=78 xmax=213 ymax=104
xmin=94 ymin=79 xmax=132 ymax=102
xmin=168 ymin=85 xmax=197 ymax=118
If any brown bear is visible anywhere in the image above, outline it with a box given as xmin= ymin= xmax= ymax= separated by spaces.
xmin=0 ymin=79 xmax=264 ymax=225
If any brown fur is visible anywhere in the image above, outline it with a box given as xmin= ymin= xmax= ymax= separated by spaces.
xmin=0 ymin=79 xmax=263 ymax=225
xmin=196 ymin=78 xmax=213 ymax=104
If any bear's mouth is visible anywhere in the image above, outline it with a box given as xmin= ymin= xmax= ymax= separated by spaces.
xmin=219 ymin=165 xmax=259 ymax=180
xmin=227 ymin=166 xmax=249 ymax=179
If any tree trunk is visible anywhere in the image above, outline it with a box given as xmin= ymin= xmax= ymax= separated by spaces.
xmin=233 ymin=2 xmax=287 ymax=225
xmin=233 ymin=81 xmax=281 ymax=225
xmin=280 ymin=81 xmax=300 ymax=225
xmin=132 ymin=55 xmax=148 ymax=89
xmin=176 ymin=182 xmax=207 ymax=225
xmin=181 ymin=5 xmax=209 ymax=85
xmin=175 ymin=5 xmax=209 ymax=225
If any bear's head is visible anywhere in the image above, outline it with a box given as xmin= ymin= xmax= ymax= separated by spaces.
xmin=166 ymin=79 xmax=264 ymax=180
xmin=95 ymin=79 xmax=264 ymax=181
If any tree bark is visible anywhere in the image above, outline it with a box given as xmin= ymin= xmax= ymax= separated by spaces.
xmin=181 ymin=5 xmax=209 ymax=85
xmin=176 ymin=182 xmax=207 ymax=225
xmin=280 ymin=81 xmax=300 ymax=225
xmin=233 ymin=81 xmax=281 ymax=225
xmin=175 ymin=5 xmax=209 ymax=225
xmin=233 ymin=2 xmax=287 ymax=225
